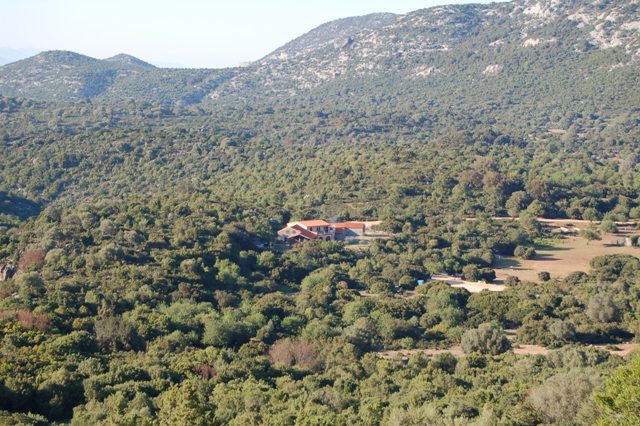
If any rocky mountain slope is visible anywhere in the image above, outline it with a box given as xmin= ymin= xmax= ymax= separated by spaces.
xmin=211 ymin=0 xmax=639 ymax=98
xmin=0 ymin=0 xmax=638 ymax=128
xmin=0 ymin=51 xmax=153 ymax=101
xmin=0 ymin=50 xmax=232 ymax=104
xmin=264 ymin=13 xmax=398 ymax=63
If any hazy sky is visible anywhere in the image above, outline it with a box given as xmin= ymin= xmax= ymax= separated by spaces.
xmin=1 ymin=0 xmax=500 ymax=68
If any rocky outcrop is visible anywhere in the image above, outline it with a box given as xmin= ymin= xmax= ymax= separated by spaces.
xmin=0 ymin=263 xmax=16 ymax=281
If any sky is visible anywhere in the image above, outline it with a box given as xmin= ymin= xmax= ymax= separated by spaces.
xmin=1 ymin=0 xmax=499 ymax=68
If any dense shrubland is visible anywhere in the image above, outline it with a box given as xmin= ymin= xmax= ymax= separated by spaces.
xmin=0 ymin=84 xmax=639 ymax=423
xmin=0 ymin=186 xmax=638 ymax=423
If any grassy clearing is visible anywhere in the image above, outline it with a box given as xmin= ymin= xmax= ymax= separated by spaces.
xmin=533 ymin=236 xmax=567 ymax=250
xmin=496 ymin=232 xmax=639 ymax=282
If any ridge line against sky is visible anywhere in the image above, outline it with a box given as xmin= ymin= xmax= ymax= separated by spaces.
xmin=0 ymin=0 xmax=504 ymax=68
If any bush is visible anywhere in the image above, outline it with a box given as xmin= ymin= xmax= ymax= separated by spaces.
xmin=564 ymin=271 xmax=588 ymax=285
xmin=587 ymin=294 xmax=618 ymax=323
xmin=460 ymin=323 xmax=511 ymax=355
xmin=16 ymin=310 xmax=50 ymax=332
xmin=202 ymin=316 xmax=255 ymax=348
xmin=579 ymin=228 xmax=601 ymax=242
xmin=517 ymin=317 xmax=554 ymax=346
xmin=0 ymin=411 xmax=48 ymax=426
xmin=478 ymin=268 xmax=496 ymax=283
xmin=529 ymin=370 xmax=601 ymax=424
xmin=600 ymin=219 xmax=618 ymax=233
xmin=537 ymin=271 xmax=551 ymax=282
xmin=462 ymin=264 xmax=481 ymax=281
xmin=514 ymin=245 xmax=536 ymax=259
xmin=504 ymin=276 xmax=520 ymax=287
xmin=17 ymin=249 xmax=46 ymax=272
xmin=268 ymin=338 xmax=320 ymax=369
xmin=15 ymin=272 xmax=45 ymax=304
xmin=94 ymin=316 xmax=143 ymax=352
xmin=463 ymin=265 xmax=496 ymax=282
xmin=595 ymin=354 xmax=640 ymax=425
xmin=549 ymin=320 xmax=576 ymax=342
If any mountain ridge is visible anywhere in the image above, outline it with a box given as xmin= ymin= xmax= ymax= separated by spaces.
xmin=0 ymin=0 xmax=638 ymax=127
xmin=104 ymin=53 xmax=156 ymax=68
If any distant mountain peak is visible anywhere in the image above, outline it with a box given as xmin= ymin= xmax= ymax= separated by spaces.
xmin=31 ymin=50 xmax=98 ymax=65
xmin=263 ymin=12 xmax=398 ymax=62
xmin=104 ymin=53 xmax=155 ymax=68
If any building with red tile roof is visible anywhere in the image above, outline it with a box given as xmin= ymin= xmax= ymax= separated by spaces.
xmin=277 ymin=224 xmax=318 ymax=242
xmin=277 ymin=219 xmax=368 ymax=243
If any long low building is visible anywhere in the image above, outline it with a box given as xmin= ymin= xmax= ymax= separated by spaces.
xmin=277 ymin=219 xmax=366 ymax=242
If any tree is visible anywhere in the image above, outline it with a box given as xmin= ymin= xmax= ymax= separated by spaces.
xmin=549 ymin=320 xmax=576 ymax=342
xmin=462 ymin=264 xmax=480 ymax=281
xmin=525 ymin=200 xmax=545 ymax=217
xmin=528 ymin=370 xmax=601 ymax=424
xmin=582 ymin=208 xmax=601 ymax=222
xmin=506 ymin=191 xmax=528 ymax=217
xmin=48 ymin=331 xmax=97 ymax=356
xmin=94 ymin=316 xmax=143 ymax=352
xmin=342 ymin=317 xmax=379 ymax=353
xmin=587 ymin=294 xmax=618 ymax=323
xmin=215 ymin=259 xmax=243 ymax=287
xmin=35 ymin=368 xmax=84 ymax=420
xmin=580 ymin=227 xmax=601 ymax=243
xmin=600 ymin=219 xmax=618 ymax=234
xmin=595 ymin=354 xmax=640 ymax=426
xmin=460 ymin=323 xmax=510 ymax=355
xmin=202 ymin=315 xmax=255 ymax=348
xmin=17 ymin=249 xmax=46 ymax=272
xmin=525 ymin=180 xmax=552 ymax=203
xmin=519 ymin=213 xmax=542 ymax=237
xmin=0 ymin=412 xmax=48 ymax=426
xmin=15 ymin=272 xmax=45 ymax=305
xmin=156 ymin=380 xmax=216 ymax=426
xmin=268 ymin=338 xmax=320 ymax=369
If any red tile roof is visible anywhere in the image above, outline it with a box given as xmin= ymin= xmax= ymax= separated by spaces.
xmin=279 ymin=224 xmax=317 ymax=240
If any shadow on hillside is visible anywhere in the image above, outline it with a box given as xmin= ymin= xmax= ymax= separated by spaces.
xmin=577 ymin=329 xmax=634 ymax=345
xmin=495 ymin=258 xmax=521 ymax=269
xmin=0 ymin=191 xmax=41 ymax=221
xmin=534 ymin=244 xmax=571 ymax=251
xmin=533 ymin=253 xmax=560 ymax=261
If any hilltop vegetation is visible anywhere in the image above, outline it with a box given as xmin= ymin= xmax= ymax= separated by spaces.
xmin=0 ymin=0 xmax=640 ymax=424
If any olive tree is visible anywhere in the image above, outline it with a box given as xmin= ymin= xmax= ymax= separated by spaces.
xmin=460 ymin=323 xmax=510 ymax=355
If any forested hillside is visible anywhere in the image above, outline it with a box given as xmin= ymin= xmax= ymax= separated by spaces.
xmin=1 ymin=0 xmax=640 ymax=424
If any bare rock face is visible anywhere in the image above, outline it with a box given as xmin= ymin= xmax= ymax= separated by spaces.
xmin=0 ymin=263 xmax=16 ymax=281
